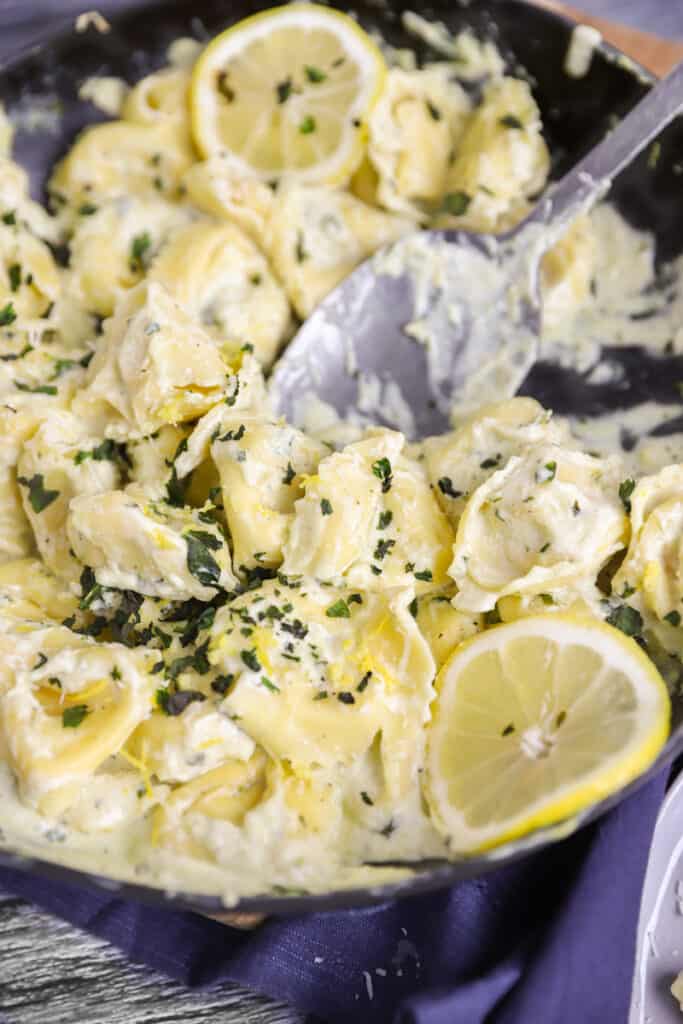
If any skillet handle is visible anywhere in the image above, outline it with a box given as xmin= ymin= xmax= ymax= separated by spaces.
xmin=534 ymin=0 xmax=683 ymax=77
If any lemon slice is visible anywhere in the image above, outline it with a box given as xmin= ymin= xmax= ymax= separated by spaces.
xmin=190 ymin=3 xmax=386 ymax=185
xmin=426 ymin=613 xmax=670 ymax=853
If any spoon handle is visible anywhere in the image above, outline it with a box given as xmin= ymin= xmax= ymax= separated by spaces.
xmin=525 ymin=59 xmax=683 ymax=238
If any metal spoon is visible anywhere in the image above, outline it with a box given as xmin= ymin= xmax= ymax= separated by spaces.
xmin=270 ymin=61 xmax=683 ymax=440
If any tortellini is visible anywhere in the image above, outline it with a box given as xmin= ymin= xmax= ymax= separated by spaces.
xmin=74 ymin=282 xmax=236 ymax=438
xmin=67 ymin=487 xmax=236 ymax=600
xmin=437 ymin=77 xmax=550 ymax=233
xmin=0 ymin=620 xmax=157 ymax=816
xmin=208 ymin=414 xmax=328 ymax=570
xmin=450 ymin=445 xmax=627 ymax=612
xmin=0 ymin=221 xmax=61 ymax=321
xmin=16 ymin=411 xmax=121 ymax=581
xmin=49 ymin=119 xmax=194 ymax=215
xmin=423 ymin=397 xmax=571 ymax=530
xmin=367 ymin=66 xmax=471 ymax=220
xmin=148 ymin=220 xmax=292 ymax=366
xmin=282 ymin=429 xmax=455 ymax=591
xmin=65 ymin=196 xmax=193 ymax=317
xmin=209 ymin=579 xmax=435 ymax=801
xmin=613 ymin=466 xmax=683 ymax=621
xmin=267 ymin=184 xmax=413 ymax=318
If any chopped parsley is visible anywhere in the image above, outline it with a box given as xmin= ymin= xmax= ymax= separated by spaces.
xmin=276 ymin=77 xmax=293 ymax=103
xmin=295 ymin=231 xmax=308 ymax=263
xmin=241 ymin=648 xmax=261 ymax=672
xmin=2 ymin=211 xmax=16 ymax=225
xmin=320 ymin=498 xmax=333 ymax=516
xmin=78 ymin=202 xmax=98 ymax=216
xmin=299 ymin=115 xmax=316 ymax=134
xmin=74 ymin=438 xmax=121 ymax=465
xmin=129 ymin=231 xmax=152 ymax=272
xmin=326 ymin=598 xmax=350 ymax=618
xmin=501 ymin=722 xmax=515 ymax=736
xmin=535 ymin=461 xmax=557 ymax=483
xmin=426 ymin=100 xmax=441 ymax=121
xmin=539 ymin=542 xmax=550 ymax=554
xmin=438 ymin=477 xmax=462 ymax=499
xmin=442 ymin=191 xmax=471 ymax=216
xmin=499 ymin=113 xmax=523 ymax=129
xmin=282 ymin=461 xmax=296 ymax=485
xmin=17 ymin=473 xmax=59 ymax=513
xmin=260 ymin=676 xmax=280 ymax=693
xmin=337 ymin=691 xmax=355 ymax=705
xmin=185 ymin=533 xmax=222 ymax=589
xmin=414 ymin=568 xmax=433 ymax=582
xmin=216 ymin=71 xmax=235 ymax=102
xmin=15 ymin=381 xmax=58 ymax=395
xmin=619 ymin=478 xmax=636 ymax=514
xmin=219 ymin=423 xmax=246 ymax=443
xmin=62 ymin=704 xmax=89 ymax=728
xmin=664 ymin=610 xmax=681 ymax=627
xmin=357 ymin=671 xmax=372 ymax=693
xmin=374 ymin=537 xmax=395 ymax=561
xmin=211 ymin=673 xmax=235 ymax=695
xmin=156 ymin=687 xmax=206 ymax=716
xmin=8 ymin=263 xmax=21 ymax=292
xmin=606 ymin=604 xmax=643 ymax=637
xmin=408 ymin=596 xmax=418 ymax=618
xmin=361 ymin=790 xmax=374 ymax=806
xmin=480 ymin=454 xmax=501 ymax=470
xmin=372 ymin=457 xmax=393 ymax=493
xmin=0 ymin=302 xmax=17 ymax=326
xmin=305 ymin=65 xmax=327 ymax=83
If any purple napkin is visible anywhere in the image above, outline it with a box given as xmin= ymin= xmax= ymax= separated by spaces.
xmin=0 ymin=769 xmax=667 ymax=1023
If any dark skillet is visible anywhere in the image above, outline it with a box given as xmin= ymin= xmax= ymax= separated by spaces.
xmin=1 ymin=0 xmax=682 ymax=916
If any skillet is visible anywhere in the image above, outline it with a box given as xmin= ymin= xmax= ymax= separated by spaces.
xmin=0 ymin=0 xmax=682 ymax=915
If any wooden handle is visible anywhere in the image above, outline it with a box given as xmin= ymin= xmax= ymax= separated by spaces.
xmin=534 ymin=0 xmax=683 ymax=76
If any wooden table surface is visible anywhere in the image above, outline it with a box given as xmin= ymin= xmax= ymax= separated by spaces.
xmin=1 ymin=2 xmax=682 ymax=1023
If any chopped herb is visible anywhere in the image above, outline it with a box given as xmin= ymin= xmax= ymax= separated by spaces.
xmin=374 ymin=537 xmax=396 ymax=561
xmin=2 ymin=211 xmax=16 ymax=225
xmin=535 ymin=461 xmax=557 ymax=483
xmin=219 ymin=423 xmax=246 ymax=443
xmin=305 ymin=65 xmax=327 ymax=83
xmin=129 ymin=231 xmax=152 ymax=272
xmin=111 ymin=666 xmax=122 ymax=681
xmin=326 ymin=598 xmax=350 ymax=618
xmin=313 ymin=690 xmax=328 ymax=700
xmin=378 ymin=510 xmax=393 ymax=529
xmin=414 ymin=568 xmax=433 ymax=582
xmin=380 ymin=819 xmax=397 ymax=838
xmin=540 ymin=593 xmax=554 ymax=605
xmin=299 ymin=115 xmax=316 ymax=134
xmin=348 ymin=593 xmax=363 ymax=605
xmin=501 ymin=723 xmax=515 ymax=736
xmin=0 ymin=342 xmax=32 ymax=362
xmin=186 ymin=533 xmax=222 ymax=589
xmin=606 ymin=604 xmax=643 ymax=637
xmin=241 ymin=648 xmax=261 ymax=672
xmin=484 ymin=607 xmax=501 ymax=626
xmin=211 ymin=673 xmax=235 ymax=695
xmin=337 ymin=691 xmax=355 ymax=705
xmin=357 ymin=670 xmax=372 ymax=693
xmin=260 ymin=676 xmax=280 ymax=693
xmin=282 ymin=461 xmax=296 ymax=485
xmin=78 ymin=202 xmax=98 ymax=215
xmin=320 ymin=498 xmax=333 ymax=516
xmin=572 ymin=500 xmax=581 ymax=516
xmin=539 ymin=542 xmax=550 ymax=554
xmin=62 ymin=704 xmax=89 ymax=728
xmin=295 ymin=231 xmax=308 ymax=263
xmin=250 ymin=273 xmax=262 ymax=286
xmin=216 ymin=70 xmax=235 ymax=102
xmin=480 ymin=455 xmax=501 ymax=470
xmin=74 ymin=438 xmax=120 ymax=465
xmin=33 ymin=653 xmax=48 ymax=670
xmin=372 ymin=457 xmax=393 ymax=493
xmin=8 ymin=263 xmax=21 ymax=292
xmin=15 ymin=382 xmax=58 ymax=395
xmin=276 ymin=77 xmax=292 ymax=103
xmin=0 ymin=302 xmax=17 ymax=326
xmin=426 ymin=99 xmax=441 ymax=120
xmin=157 ymin=687 xmax=206 ymax=716
xmin=370 ymin=565 xmax=382 ymax=576
xmin=408 ymin=596 xmax=418 ymax=618
xmin=499 ymin=113 xmax=523 ymax=129
xmin=621 ymin=583 xmax=636 ymax=599
xmin=17 ymin=473 xmax=59 ymax=513
xmin=665 ymin=610 xmax=681 ymax=627
xmin=619 ymin=478 xmax=636 ymax=514
xmin=361 ymin=790 xmax=374 ymax=806
xmin=438 ymin=477 xmax=462 ymax=499
xmin=442 ymin=191 xmax=471 ymax=216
